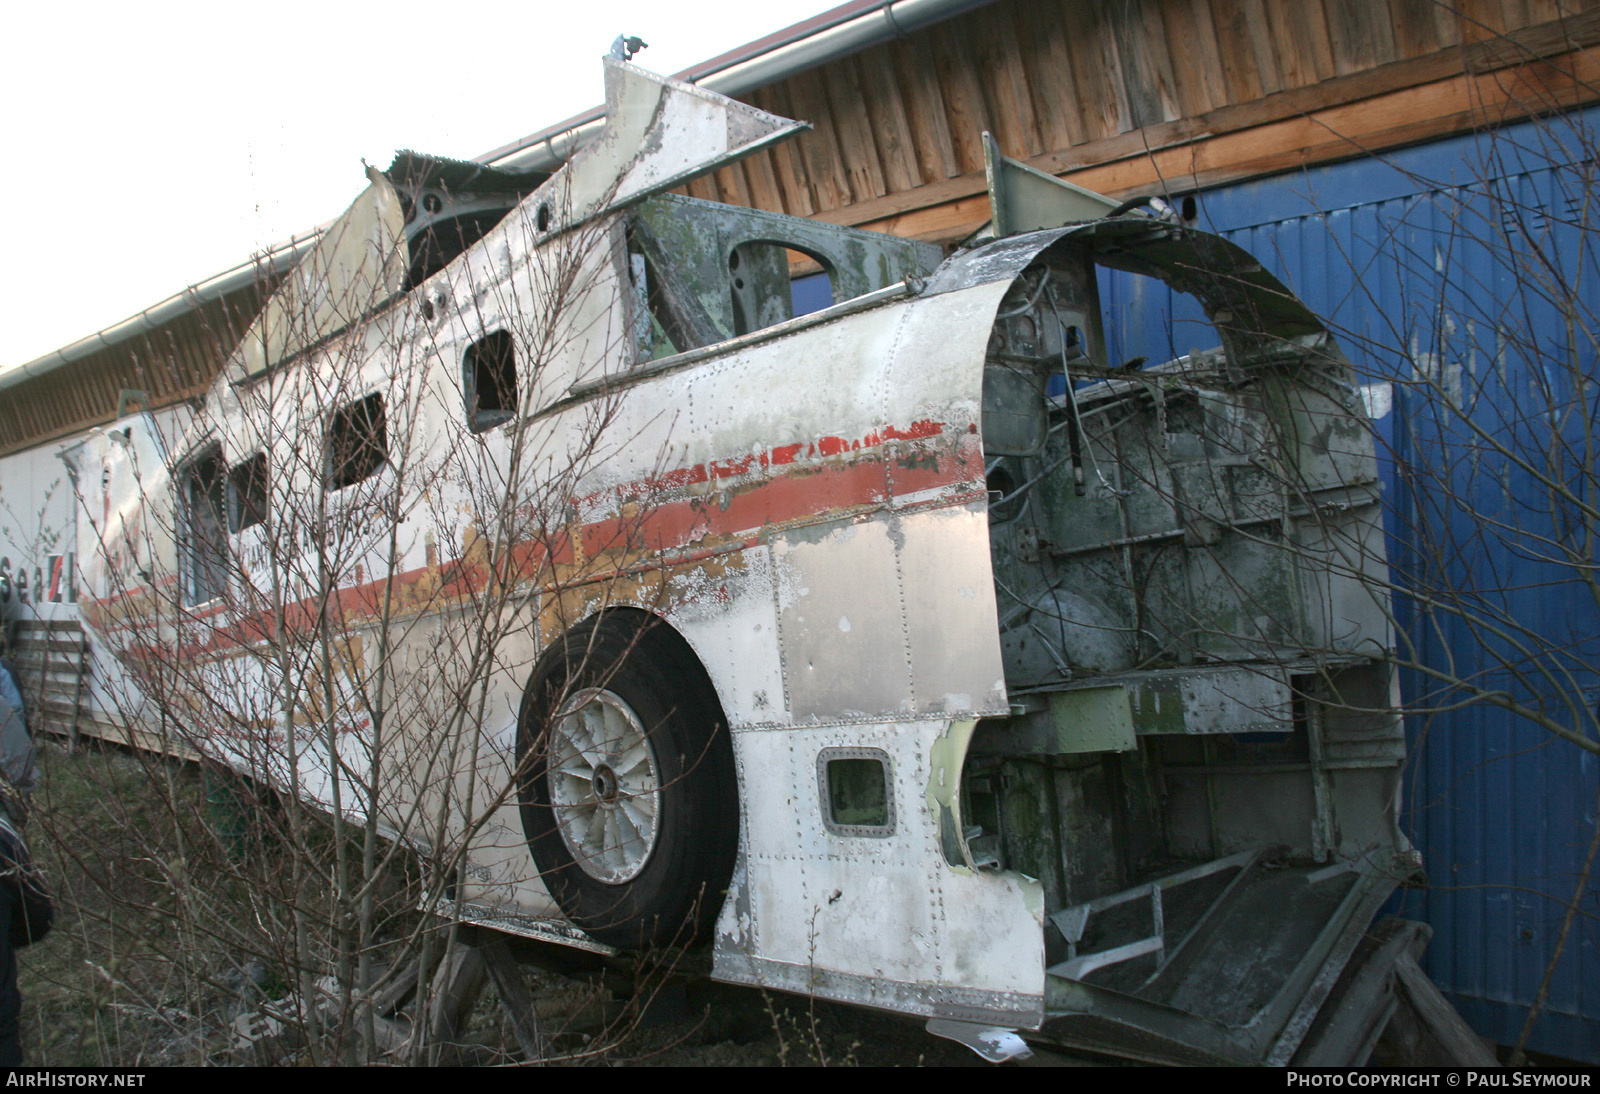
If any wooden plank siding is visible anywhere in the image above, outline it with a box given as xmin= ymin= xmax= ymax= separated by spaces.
xmin=697 ymin=0 xmax=1600 ymax=245
xmin=5 ymin=0 xmax=1598 ymax=459
xmin=1 ymin=280 xmax=265 ymax=457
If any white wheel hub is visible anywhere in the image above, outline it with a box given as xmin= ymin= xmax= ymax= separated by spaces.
xmin=548 ymin=688 xmax=661 ymax=884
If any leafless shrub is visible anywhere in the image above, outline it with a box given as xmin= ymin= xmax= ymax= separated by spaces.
xmin=38 ymin=157 xmax=704 ymax=1064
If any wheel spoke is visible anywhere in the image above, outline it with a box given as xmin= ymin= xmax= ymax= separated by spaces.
xmin=599 ymin=811 xmax=624 ymax=872
xmin=565 ymin=703 xmax=596 ymax=749
xmin=554 ymin=753 xmax=595 ymax=780
xmin=579 ymin=806 xmax=607 ymax=859
xmin=553 ymin=770 xmax=592 ymax=805
xmin=575 ymin=705 xmax=611 ymax=766
xmin=619 ymin=798 xmax=655 ymax=844
xmin=614 ymin=802 xmax=641 ymax=842
xmin=563 ymin=802 xmax=596 ymax=848
xmin=615 ymin=741 xmax=653 ymax=780
xmin=601 ymin=702 xmax=629 ymax=751
xmin=621 ymin=789 xmax=657 ymax=818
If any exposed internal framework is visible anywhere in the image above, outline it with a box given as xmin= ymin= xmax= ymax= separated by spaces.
xmin=384 ymin=152 xmax=549 ymax=291
xmin=624 ymin=192 xmax=939 ymax=355
xmin=965 ymin=218 xmax=1408 ymax=1063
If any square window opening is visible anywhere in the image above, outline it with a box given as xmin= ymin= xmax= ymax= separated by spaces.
xmin=465 ymin=330 xmax=517 ymax=433
xmin=819 ymin=749 xmax=894 ymax=837
xmin=327 ymin=394 xmax=388 ymax=490
xmin=228 ymin=453 xmax=268 ymax=534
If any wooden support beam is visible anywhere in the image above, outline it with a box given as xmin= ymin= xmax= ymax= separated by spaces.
xmin=425 ymin=939 xmax=488 ymax=1054
xmin=1379 ymin=953 xmax=1502 ymax=1066
xmin=478 ymin=931 xmax=547 ymax=1066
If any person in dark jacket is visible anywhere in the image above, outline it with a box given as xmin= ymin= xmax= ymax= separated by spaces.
xmin=0 ymin=810 xmax=50 ymax=1065
xmin=0 ymin=657 xmax=50 ymax=1065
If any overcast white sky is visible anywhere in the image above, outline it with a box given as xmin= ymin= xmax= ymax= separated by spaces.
xmin=0 ymin=0 xmax=839 ymax=370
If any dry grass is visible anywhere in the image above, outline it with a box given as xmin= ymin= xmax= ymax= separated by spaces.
xmin=20 ymin=740 xmax=215 ymax=1064
xmin=13 ymin=738 xmax=999 ymax=1067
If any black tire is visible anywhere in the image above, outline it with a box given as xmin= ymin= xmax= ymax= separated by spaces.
xmin=515 ymin=611 xmax=738 ymax=949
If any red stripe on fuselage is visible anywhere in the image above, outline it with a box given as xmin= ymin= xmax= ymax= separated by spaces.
xmin=90 ymin=420 xmax=982 ymax=661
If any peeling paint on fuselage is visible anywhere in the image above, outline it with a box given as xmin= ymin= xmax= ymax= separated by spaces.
xmin=65 ymin=58 xmax=1406 ymax=1061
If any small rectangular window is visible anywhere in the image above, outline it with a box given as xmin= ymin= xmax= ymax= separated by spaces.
xmin=464 ymin=331 xmax=517 ymax=433
xmin=327 ymin=394 xmax=387 ymax=490
xmin=181 ymin=446 xmax=228 ymax=606
xmin=228 ymin=453 xmax=268 ymax=533
xmin=818 ymin=748 xmax=895 ymax=837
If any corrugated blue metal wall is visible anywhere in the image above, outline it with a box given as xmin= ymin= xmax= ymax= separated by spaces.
xmin=1100 ymin=111 xmax=1600 ymax=1062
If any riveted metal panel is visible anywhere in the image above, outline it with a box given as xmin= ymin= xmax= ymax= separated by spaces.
xmin=715 ymin=717 xmax=1044 ymax=1023
xmin=897 ymin=504 xmax=1009 ymax=717
xmin=773 ymin=518 xmax=910 ymax=719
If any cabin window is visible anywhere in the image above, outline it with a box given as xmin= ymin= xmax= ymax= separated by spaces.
xmin=327 ymin=394 xmax=388 ymax=490
xmin=464 ymin=331 xmax=517 ymax=433
xmin=181 ymin=446 xmax=228 ymax=606
xmin=818 ymin=748 xmax=895 ymax=837
xmin=228 ymin=453 xmax=268 ymax=534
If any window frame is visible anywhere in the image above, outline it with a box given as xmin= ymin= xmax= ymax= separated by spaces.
xmin=816 ymin=747 xmax=896 ymax=838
